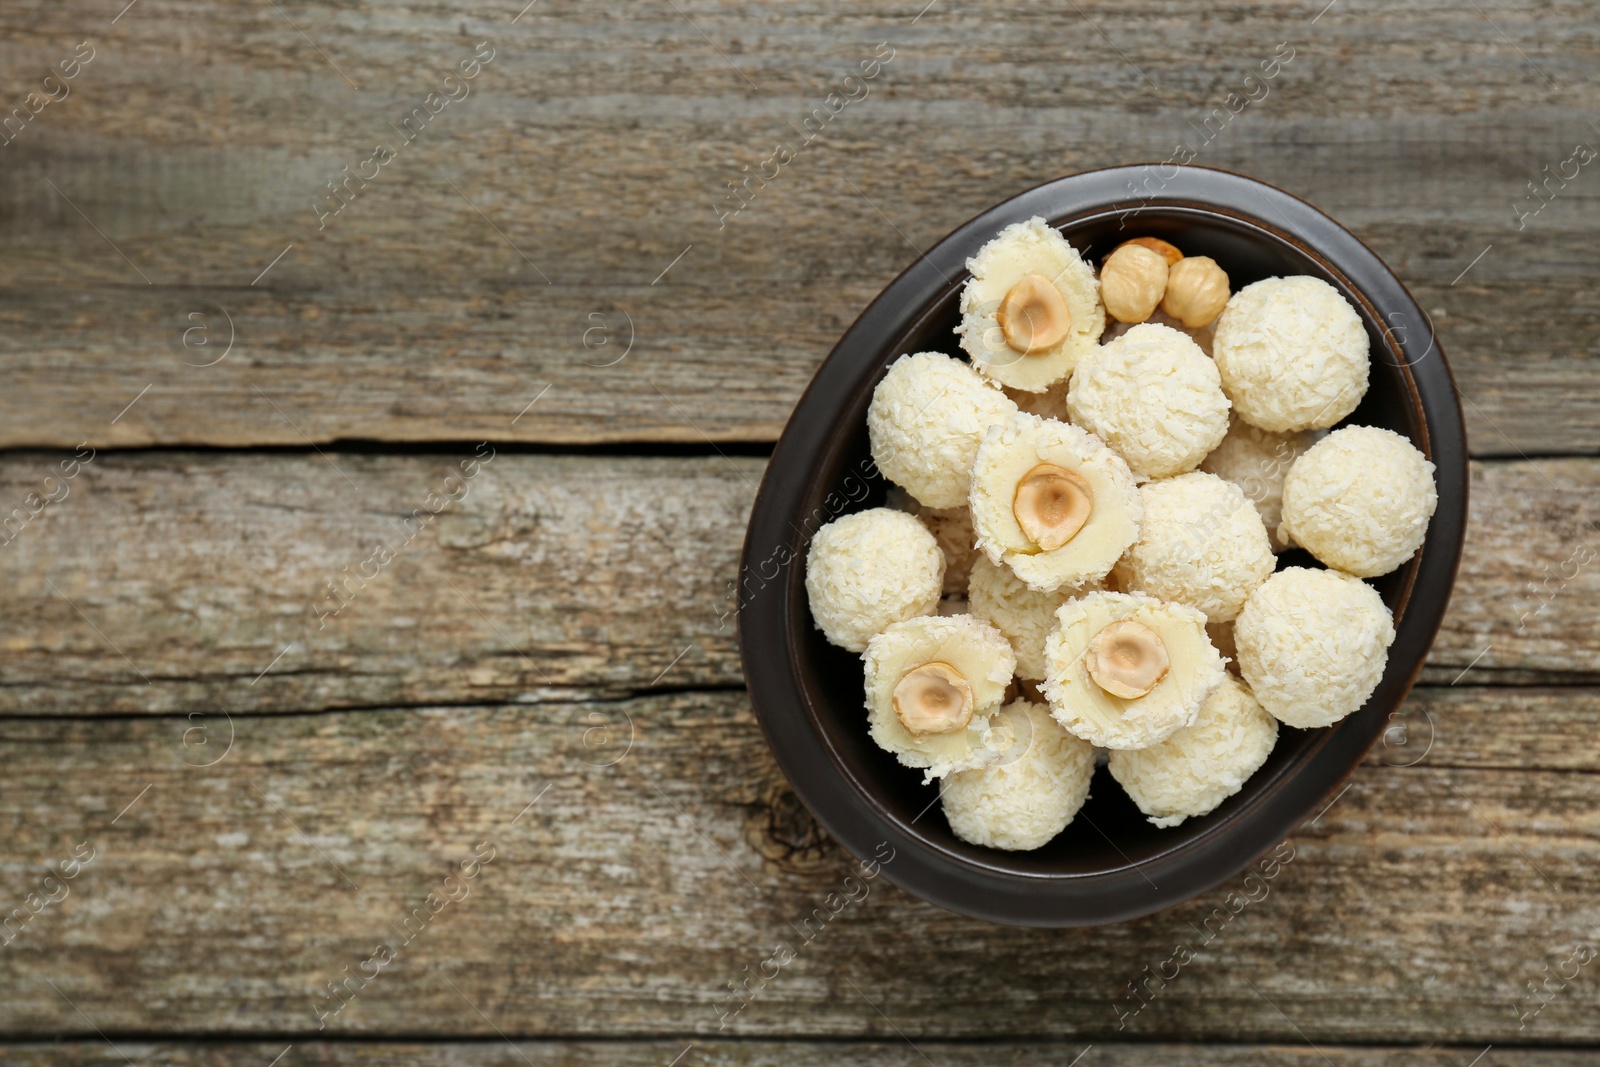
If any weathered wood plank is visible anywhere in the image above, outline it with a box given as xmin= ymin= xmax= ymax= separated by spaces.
xmin=1370 ymin=687 xmax=1600 ymax=773
xmin=0 ymin=453 xmax=1594 ymax=715
xmin=0 ymin=2 xmax=1594 ymax=451
xmin=0 ymin=452 xmax=754 ymax=714
xmin=4 ymin=1042 xmax=1594 ymax=1067
xmin=1424 ymin=457 xmax=1600 ymax=685
xmin=0 ymin=689 xmax=1597 ymax=1041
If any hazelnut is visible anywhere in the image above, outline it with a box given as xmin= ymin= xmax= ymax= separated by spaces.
xmin=892 ymin=661 xmax=975 ymax=735
xmin=1117 ymin=236 xmax=1183 ymax=267
xmin=1100 ymin=244 xmax=1168 ymax=324
xmin=1161 ymin=256 xmax=1230 ymax=328
xmin=1012 ymin=463 xmax=1093 ymax=551
xmin=1085 ymin=620 xmax=1170 ymax=699
xmin=996 ymin=273 xmax=1072 ymax=355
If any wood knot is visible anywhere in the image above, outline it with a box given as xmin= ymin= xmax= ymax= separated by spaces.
xmin=746 ymin=783 xmax=832 ymax=874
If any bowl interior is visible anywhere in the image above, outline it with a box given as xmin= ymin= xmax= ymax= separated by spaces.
xmin=788 ymin=206 xmax=1425 ymax=877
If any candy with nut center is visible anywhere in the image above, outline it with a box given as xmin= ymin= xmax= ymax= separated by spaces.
xmin=1013 ymin=464 xmax=1093 ymax=550
xmin=1085 ymin=619 xmax=1171 ymax=699
xmin=1041 ymin=590 xmax=1226 ymax=749
xmin=996 ymin=273 xmax=1073 ymax=354
xmin=863 ymin=614 xmax=1017 ymax=781
xmin=969 ymin=412 xmax=1142 ymax=592
xmin=956 ymin=217 xmax=1105 ymax=393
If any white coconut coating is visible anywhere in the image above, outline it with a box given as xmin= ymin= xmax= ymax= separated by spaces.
xmin=868 ymin=352 xmax=1019 ymax=509
xmin=1041 ymin=591 xmax=1227 ymax=750
xmin=1212 ymin=276 xmax=1370 ymax=432
xmin=1234 ymin=566 xmax=1396 ymax=729
xmin=967 ymin=554 xmax=1098 ymax=681
xmin=887 ymin=486 xmax=979 ymax=598
xmin=1103 ymin=307 xmax=1213 ymax=356
xmin=1004 ymin=383 xmax=1072 ymax=423
xmin=805 ymin=508 xmax=944 ymax=652
xmin=922 ymin=506 xmax=978 ymax=596
xmin=1067 ymin=323 xmax=1231 ymax=480
xmin=956 ymin=217 xmax=1106 ymax=392
xmin=863 ymin=614 xmax=1017 ymax=782
xmin=1112 ymin=472 xmax=1276 ymax=624
xmin=969 ymin=413 xmax=1143 ymax=592
xmin=941 ymin=699 xmax=1096 ymax=850
xmin=1109 ymin=674 xmax=1278 ymax=828
xmin=1200 ymin=415 xmax=1315 ymax=552
xmin=1278 ymin=425 xmax=1439 ymax=578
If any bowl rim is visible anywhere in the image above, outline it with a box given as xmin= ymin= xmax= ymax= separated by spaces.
xmin=737 ymin=164 xmax=1468 ymax=926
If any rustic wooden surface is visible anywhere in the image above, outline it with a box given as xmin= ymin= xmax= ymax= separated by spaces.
xmin=1 ymin=0 xmax=1597 ymax=1061
xmin=10 ymin=1046 xmax=1600 ymax=1067
xmin=2 ymin=687 xmax=1600 ymax=1044
xmin=0 ymin=0 xmax=1597 ymax=454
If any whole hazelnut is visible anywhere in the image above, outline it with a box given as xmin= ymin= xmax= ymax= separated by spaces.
xmin=1161 ymin=256 xmax=1230 ymax=328
xmin=1100 ymin=244 xmax=1168 ymax=324
xmin=1117 ymin=236 xmax=1183 ymax=267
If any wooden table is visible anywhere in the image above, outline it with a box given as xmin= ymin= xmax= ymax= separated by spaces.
xmin=1 ymin=1 xmax=1596 ymax=1062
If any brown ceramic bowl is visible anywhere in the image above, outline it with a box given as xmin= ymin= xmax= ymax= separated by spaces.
xmin=738 ymin=165 xmax=1466 ymax=926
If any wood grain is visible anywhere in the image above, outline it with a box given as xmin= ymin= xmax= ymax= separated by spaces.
xmin=3 ymin=1042 xmax=1591 ymax=1067
xmin=1427 ymin=456 xmax=1600 ymax=685
xmin=0 ymin=2 xmax=1594 ymax=451
xmin=1376 ymin=687 xmax=1600 ymax=773
xmin=0 ymin=452 xmax=1594 ymax=715
xmin=1 ymin=0 xmax=1596 ymax=1053
xmin=0 ymin=688 xmax=1597 ymax=1042
xmin=0 ymin=451 xmax=753 ymax=714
